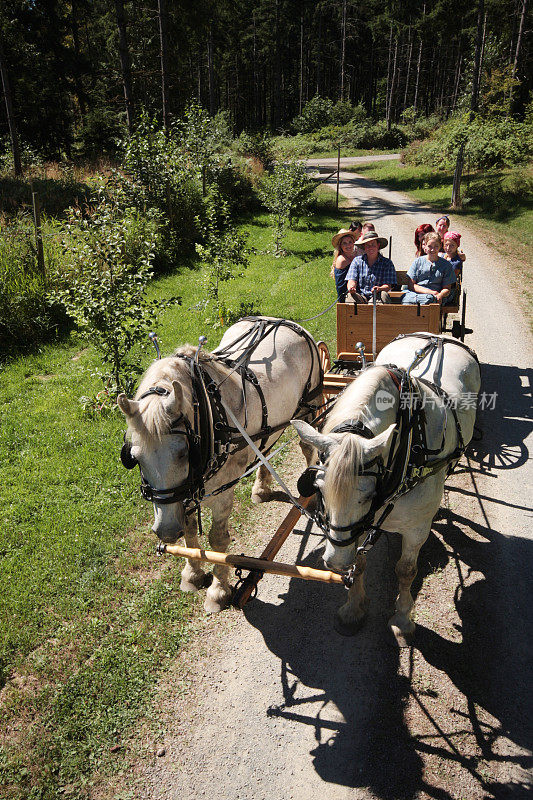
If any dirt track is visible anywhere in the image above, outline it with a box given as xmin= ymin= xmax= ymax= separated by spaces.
xmin=132 ymin=169 xmax=533 ymax=800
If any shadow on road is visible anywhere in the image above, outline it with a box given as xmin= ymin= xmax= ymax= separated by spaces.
xmin=242 ymin=361 xmax=532 ymax=799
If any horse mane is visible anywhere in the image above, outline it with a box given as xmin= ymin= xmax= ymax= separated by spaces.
xmin=133 ymin=346 xmax=215 ymax=440
xmin=323 ymin=434 xmax=364 ymax=507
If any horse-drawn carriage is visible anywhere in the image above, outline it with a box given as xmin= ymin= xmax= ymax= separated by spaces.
xmin=119 ymin=290 xmax=478 ymax=640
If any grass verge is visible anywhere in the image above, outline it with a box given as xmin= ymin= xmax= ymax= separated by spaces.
xmin=0 ymin=194 xmax=347 ymax=799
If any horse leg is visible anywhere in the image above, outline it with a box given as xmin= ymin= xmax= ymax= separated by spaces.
xmin=251 ymin=464 xmax=273 ymax=504
xmin=388 ymin=533 xmax=427 ymax=646
xmin=204 ymin=491 xmax=234 ymax=613
xmin=180 ymin=512 xmax=210 ymax=592
xmin=334 ymin=554 xmax=369 ymax=636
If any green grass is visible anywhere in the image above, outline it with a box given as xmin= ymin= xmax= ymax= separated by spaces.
xmin=0 ymin=195 xmax=345 ymax=799
xmin=350 ymin=160 xmax=533 ymax=326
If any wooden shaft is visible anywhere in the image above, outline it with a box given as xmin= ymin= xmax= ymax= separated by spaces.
xmin=232 ymin=495 xmax=312 ymax=607
xmin=162 ymin=543 xmax=345 ymax=585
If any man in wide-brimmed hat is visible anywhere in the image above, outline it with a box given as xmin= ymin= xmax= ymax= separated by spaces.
xmin=346 ymin=230 xmax=397 ymax=304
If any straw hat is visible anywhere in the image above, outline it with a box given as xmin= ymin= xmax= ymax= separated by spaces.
xmin=331 ymin=228 xmax=357 ymax=249
xmin=354 ymin=230 xmax=388 ymax=250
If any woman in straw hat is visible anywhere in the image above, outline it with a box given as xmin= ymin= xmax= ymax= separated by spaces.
xmin=330 ymin=228 xmax=357 ymax=302
xmin=346 ymin=230 xmax=397 ymax=304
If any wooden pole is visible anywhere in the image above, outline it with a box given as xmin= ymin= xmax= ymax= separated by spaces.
xmin=336 ymin=143 xmax=340 ymax=210
xmin=32 ymin=192 xmax=46 ymax=281
xmin=161 ymin=542 xmax=345 ymax=585
xmin=233 ymin=495 xmax=312 ymax=607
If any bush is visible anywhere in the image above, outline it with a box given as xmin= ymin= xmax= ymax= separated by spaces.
xmin=117 ymin=111 xmax=204 ymax=267
xmin=73 ymin=107 xmax=127 ymax=160
xmin=235 ymin=132 xmax=274 ymax=170
xmin=258 ymin=161 xmax=316 ymax=255
xmin=195 ymin=193 xmax=249 ymax=326
xmin=403 ymin=114 xmax=532 ymax=170
xmin=52 ymin=191 xmax=179 ymax=394
xmin=0 ymin=216 xmax=66 ymax=355
xmin=292 ymin=96 xmax=333 ymax=133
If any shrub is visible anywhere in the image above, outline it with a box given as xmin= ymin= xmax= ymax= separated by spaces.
xmin=403 ymin=113 xmax=532 ymax=170
xmin=195 ymin=193 xmax=249 ymax=326
xmin=117 ymin=111 xmax=204 ymax=266
xmin=52 ymin=192 xmax=180 ymax=394
xmin=235 ymin=131 xmax=274 ymax=170
xmin=292 ymin=95 xmax=333 ymax=133
xmin=258 ymin=161 xmax=316 ymax=255
xmin=0 ymin=216 xmax=66 ymax=355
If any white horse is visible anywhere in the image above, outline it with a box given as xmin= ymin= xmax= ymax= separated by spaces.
xmin=292 ymin=334 xmax=480 ymax=642
xmin=118 ymin=317 xmax=321 ymax=613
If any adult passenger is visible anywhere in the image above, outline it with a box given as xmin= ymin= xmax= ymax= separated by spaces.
xmin=346 ymin=230 xmax=397 ymax=304
xmin=402 ymin=231 xmax=456 ymax=305
xmin=331 ymin=228 xmax=357 ymax=302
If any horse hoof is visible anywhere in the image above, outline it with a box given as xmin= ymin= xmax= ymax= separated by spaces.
xmin=388 ymin=624 xmax=415 ymax=648
xmin=333 ymin=613 xmax=367 ymax=637
xmin=204 ymin=592 xmax=230 ymax=614
xmin=251 ymin=489 xmax=271 ymax=504
xmin=180 ymin=572 xmax=212 ymax=592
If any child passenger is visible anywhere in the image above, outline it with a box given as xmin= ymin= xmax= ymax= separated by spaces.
xmin=443 ymin=231 xmax=463 ymax=277
xmin=402 ymin=231 xmax=456 ymax=305
xmin=436 ymin=215 xmax=466 ymax=263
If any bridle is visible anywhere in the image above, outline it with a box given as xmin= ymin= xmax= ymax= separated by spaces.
xmin=310 ymin=419 xmax=391 ymax=549
xmin=120 ymin=318 xmax=323 ymax=513
xmin=120 ymin=383 xmax=210 ymax=509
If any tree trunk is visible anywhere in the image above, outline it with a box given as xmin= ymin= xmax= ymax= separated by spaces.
xmin=0 ymin=38 xmax=22 ymax=176
xmin=71 ymin=0 xmax=87 ymax=121
xmin=385 ymin=23 xmax=393 ymax=121
xmin=413 ymin=36 xmax=423 ymax=114
xmin=339 ymin=0 xmax=347 ymax=99
xmin=114 ymin=0 xmax=134 ymax=132
xmin=470 ymin=0 xmax=485 ymax=113
xmin=451 ymin=50 xmax=463 ymax=114
xmin=208 ymin=24 xmax=215 ymax=116
xmin=299 ymin=13 xmax=304 ymax=113
xmin=511 ymin=0 xmax=529 ymax=115
xmin=158 ymin=0 xmax=170 ymax=131
xmin=403 ymin=26 xmax=413 ymax=110
xmin=387 ymin=36 xmax=398 ymax=127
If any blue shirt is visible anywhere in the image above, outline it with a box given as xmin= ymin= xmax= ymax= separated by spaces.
xmin=406 ymin=256 xmax=456 ymax=293
xmin=346 ymin=254 xmax=397 ymax=299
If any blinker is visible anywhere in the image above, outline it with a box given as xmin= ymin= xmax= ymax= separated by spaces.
xmin=121 ymin=440 xmax=138 ymax=470
xmin=297 ymin=466 xmax=321 ymax=497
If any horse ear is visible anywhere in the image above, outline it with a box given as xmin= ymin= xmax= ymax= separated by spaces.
xmin=363 ymin=423 xmax=397 ymax=458
xmin=117 ymin=393 xmax=140 ymax=417
xmin=291 ymin=419 xmax=337 ymax=457
xmin=170 ymin=380 xmax=184 ymax=415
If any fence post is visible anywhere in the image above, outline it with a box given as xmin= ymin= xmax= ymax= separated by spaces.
xmin=336 ymin=143 xmax=340 ymax=210
xmin=32 ymin=191 xmax=46 ymax=282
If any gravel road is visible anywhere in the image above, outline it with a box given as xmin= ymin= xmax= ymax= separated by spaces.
xmin=134 ymin=168 xmax=533 ymax=800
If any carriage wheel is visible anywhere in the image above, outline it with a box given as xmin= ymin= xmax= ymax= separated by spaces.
xmin=317 ymin=341 xmax=331 ymax=373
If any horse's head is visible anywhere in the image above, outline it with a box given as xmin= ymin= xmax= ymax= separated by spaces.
xmin=118 ymin=371 xmax=192 ymax=544
xmin=292 ymin=419 xmax=396 ymax=570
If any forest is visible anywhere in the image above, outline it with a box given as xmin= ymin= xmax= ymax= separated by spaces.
xmin=0 ymin=0 xmax=531 ymax=166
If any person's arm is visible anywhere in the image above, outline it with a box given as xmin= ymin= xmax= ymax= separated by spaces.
xmin=458 ymin=249 xmax=466 ymax=262
xmin=346 ymin=259 xmax=359 ymax=293
xmin=435 ymin=284 xmax=452 ymax=302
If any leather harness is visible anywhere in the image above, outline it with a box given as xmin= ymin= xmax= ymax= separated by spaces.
xmin=121 ymin=318 xmax=322 ymax=512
